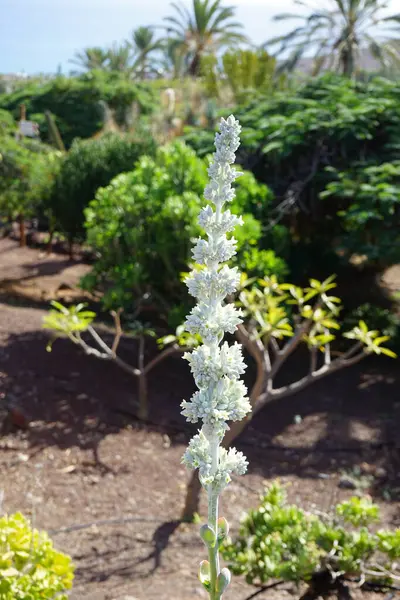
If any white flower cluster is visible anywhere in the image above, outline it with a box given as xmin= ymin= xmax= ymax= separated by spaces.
xmin=183 ymin=431 xmax=248 ymax=492
xmin=186 ymin=265 xmax=240 ymax=303
xmin=181 ymin=115 xmax=251 ymax=492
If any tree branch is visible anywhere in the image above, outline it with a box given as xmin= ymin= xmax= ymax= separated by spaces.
xmin=73 ymin=333 xmax=112 ymax=362
xmin=85 ymin=326 xmax=140 ymax=377
xmin=269 ymin=337 xmax=280 ymax=358
xmin=143 ymin=344 xmax=184 ymax=375
xmin=236 ymin=324 xmax=265 ymax=410
xmin=264 ymin=344 xmax=273 ymax=393
xmin=324 ymin=328 xmax=331 ymax=365
xmin=270 ymin=316 xmax=314 ymax=379
xmin=310 ymin=346 xmax=318 ymax=373
xmin=111 ymin=309 xmax=123 ymax=355
xmin=87 ymin=325 xmax=115 ymax=355
xmin=267 ymin=349 xmax=366 ymax=403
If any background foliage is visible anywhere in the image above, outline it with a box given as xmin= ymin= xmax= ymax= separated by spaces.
xmin=223 ymin=482 xmax=400 ymax=586
xmin=185 ymin=74 xmax=400 ymax=275
xmin=83 ymin=141 xmax=287 ymax=322
xmin=0 ymin=71 xmax=156 ymax=147
xmin=0 ymin=512 xmax=74 ymax=599
xmin=43 ymin=132 xmax=156 ymax=244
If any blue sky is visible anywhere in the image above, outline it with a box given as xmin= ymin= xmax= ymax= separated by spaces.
xmin=1 ymin=0 xmax=398 ymax=75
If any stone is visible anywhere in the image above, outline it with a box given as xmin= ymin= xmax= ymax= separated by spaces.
xmin=375 ymin=467 xmax=387 ymax=478
xmin=338 ymin=476 xmax=357 ymax=490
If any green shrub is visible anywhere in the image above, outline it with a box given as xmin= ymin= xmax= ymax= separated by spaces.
xmin=0 ymin=512 xmax=74 ymax=599
xmin=0 ymin=109 xmax=15 ymax=134
xmin=321 ymin=161 xmax=400 ymax=266
xmin=223 ymin=482 xmax=400 ymax=586
xmin=46 ymin=132 xmax=156 ymax=244
xmin=184 ymin=74 xmax=400 ymax=275
xmin=0 ymin=71 xmax=156 ymax=147
xmin=83 ymin=141 xmax=287 ymax=318
xmin=201 ymin=49 xmax=280 ymax=103
xmin=343 ymin=303 xmax=400 ymax=351
xmin=0 ymin=134 xmax=59 ymax=221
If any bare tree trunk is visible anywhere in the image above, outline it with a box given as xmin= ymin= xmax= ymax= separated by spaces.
xmin=137 ymin=372 xmax=148 ymax=420
xmin=181 ymin=469 xmax=202 ymax=522
xmin=47 ymin=228 xmax=54 ymax=255
xmin=68 ymin=237 xmax=74 ymax=261
xmin=189 ymin=52 xmax=201 ymax=77
xmin=18 ymin=214 xmax=26 ymax=247
xmin=137 ymin=336 xmax=148 ymax=420
xmin=341 ymin=43 xmax=355 ymax=78
xmin=46 ymin=213 xmax=56 ymax=254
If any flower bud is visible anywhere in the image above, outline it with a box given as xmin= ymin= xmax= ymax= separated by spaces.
xmin=200 ymin=524 xmax=216 ymax=547
xmin=216 ymin=567 xmax=231 ymax=595
xmin=199 ymin=560 xmax=211 ymax=591
xmin=217 ymin=517 xmax=229 ymax=546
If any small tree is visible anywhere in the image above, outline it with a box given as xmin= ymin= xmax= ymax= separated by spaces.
xmin=181 ymin=274 xmax=396 ymax=520
xmin=0 ymin=135 xmax=60 ymax=246
xmin=42 ymin=302 xmax=196 ymax=420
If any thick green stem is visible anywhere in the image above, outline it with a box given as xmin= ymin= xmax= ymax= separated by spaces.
xmin=207 ymin=434 xmax=220 ymax=599
xmin=208 ymin=489 xmax=219 ymax=600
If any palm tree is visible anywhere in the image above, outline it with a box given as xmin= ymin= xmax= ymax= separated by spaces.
xmin=130 ymin=26 xmax=164 ymax=79
xmin=265 ymin=0 xmax=400 ymax=77
xmin=107 ymin=42 xmax=133 ymax=73
xmin=164 ymin=0 xmax=248 ymax=76
xmin=159 ymin=38 xmax=187 ymax=78
xmin=70 ymin=47 xmax=109 ymax=71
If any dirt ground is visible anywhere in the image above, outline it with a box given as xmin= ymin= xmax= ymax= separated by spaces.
xmin=0 ymin=238 xmax=399 ymax=600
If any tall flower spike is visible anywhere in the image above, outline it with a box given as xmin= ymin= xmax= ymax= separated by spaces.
xmin=181 ymin=115 xmax=251 ymax=599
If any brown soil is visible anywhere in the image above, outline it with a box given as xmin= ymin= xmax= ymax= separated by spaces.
xmin=0 ymin=238 xmax=399 ymax=600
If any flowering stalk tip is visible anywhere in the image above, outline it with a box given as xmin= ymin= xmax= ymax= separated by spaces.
xmin=181 ymin=115 xmax=250 ymax=599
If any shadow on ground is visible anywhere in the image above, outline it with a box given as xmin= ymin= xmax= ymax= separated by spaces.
xmin=1 ymin=326 xmax=399 ymax=499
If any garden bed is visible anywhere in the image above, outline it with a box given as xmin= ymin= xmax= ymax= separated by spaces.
xmin=0 ymin=239 xmax=399 ymax=600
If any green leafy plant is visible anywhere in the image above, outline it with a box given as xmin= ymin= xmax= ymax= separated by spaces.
xmin=43 ymin=301 xmax=192 ymax=420
xmin=0 ymin=512 xmax=74 ymax=599
xmin=201 ymin=49 xmax=281 ymax=103
xmin=321 ymin=161 xmax=400 ymax=266
xmin=45 ymin=132 xmax=156 ymax=251
xmin=182 ymin=274 xmax=396 ymax=520
xmin=83 ymin=140 xmax=285 ymax=318
xmin=0 ymin=70 xmax=156 ymax=147
xmin=223 ymin=482 xmax=400 ymax=588
xmin=344 ymin=303 xmax=400 ymax=352
xmin=0 ymin=133 xmax=59 ymax=245
xmin=184 ymin=74 xmax=400 ymax=275
xmin=0 ymin=109 xmax=15 ymax=134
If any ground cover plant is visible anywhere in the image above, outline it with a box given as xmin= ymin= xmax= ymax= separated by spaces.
xmin=0 ymin=512 xmax=74 ymax=599
xmin=223 ymin=482 xmax=400 ymax=592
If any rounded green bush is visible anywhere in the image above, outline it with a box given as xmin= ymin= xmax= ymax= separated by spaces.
xmin=46 ymin=132 xmax=156 ymax=243
xmin=0 ymin=133 xmax=59 ymax=220
xmin=223 ymin=482 xmax=400 ymax=586
xmin=0 ymin=512 xmax=74 ymax=599
xmin=83 ymin=141 xmax=287 ymax=318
